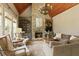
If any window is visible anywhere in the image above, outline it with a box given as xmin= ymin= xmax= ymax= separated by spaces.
xmin=13 ymin=19 xmax=17 ymax=39
xmin=4 ymin=11 xmax=12 ymax=37
xmin=0 ymin=15 xmax=2 ymax=35
xmin=0 ymin=4 xmax=18 ymax=39
xmin=0 ymin=5 xmax=2 ymax=35
xmin=4 ymin=17 xmax=12 ymax=35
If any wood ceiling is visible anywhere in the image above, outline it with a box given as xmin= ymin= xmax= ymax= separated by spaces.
xmin=48 ymin=3 xmax=78 ymax=17
xmin=14 ymin=3 xmax=32 ymax=14
xmin=13 ymin=3 xmax=78 ymax=17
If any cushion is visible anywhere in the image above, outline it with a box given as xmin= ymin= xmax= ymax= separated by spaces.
xmin=60 ymin=34 xmax=71 ymax=44
xmin=53 ymin=33 xmax=62 ymax=39
xmin=60 ymin=39 xmax=70 ymax=44
xmin=61 ymin=34 xmax=71 ymax=40
xmin=70 ymin=36 xmax=77 ymax=40
xmin=69 ymin=38 xmax=79 ymax=43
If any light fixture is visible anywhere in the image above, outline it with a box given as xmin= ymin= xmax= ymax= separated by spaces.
xmin=16 ymin=28 xmax=22 ymax=40
xmin=40 ymin=3 xmax=53 ymax=15
xmin=16 ymin=28 xmax=22 ymax=33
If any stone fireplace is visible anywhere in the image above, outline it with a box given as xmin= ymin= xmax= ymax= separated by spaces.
xmin=35 ymin=32 xmax=43 ymax=38
xmin=32 ymin=3 xmax=45 ymax=39
xmin=32 ymin=3 xmax=53 ymax=39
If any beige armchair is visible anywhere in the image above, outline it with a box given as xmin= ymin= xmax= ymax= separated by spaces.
xmin=0 ymin=34 xmax=30 ymax=56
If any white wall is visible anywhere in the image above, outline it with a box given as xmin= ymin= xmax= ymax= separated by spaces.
xmin=53 ymin=4 xmax=79 ymax=36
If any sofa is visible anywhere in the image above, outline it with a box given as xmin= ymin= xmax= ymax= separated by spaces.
xmin=52 ymin=38 xmax=79 ymax=56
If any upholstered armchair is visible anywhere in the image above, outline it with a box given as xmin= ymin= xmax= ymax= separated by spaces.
xmin=0 ymin=34 xmax=30 ymax=56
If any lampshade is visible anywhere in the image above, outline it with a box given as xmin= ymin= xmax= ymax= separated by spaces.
xmin=16 ymin=28 xmax=22 ymax=33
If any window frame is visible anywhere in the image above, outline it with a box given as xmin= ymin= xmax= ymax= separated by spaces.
xmin=0 ymin=4 xmax=18 ymax=40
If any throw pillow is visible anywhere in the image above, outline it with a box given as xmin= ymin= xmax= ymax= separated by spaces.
xmin=61 ymin=34 xmax=71 ymax=40
xmin=70 ymin=36 xmax=77 ymax=40
xmin=53 ymin=33 xmax=62 ymax=39
xmin=61 ymin=34 xmax=71 ymax=44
